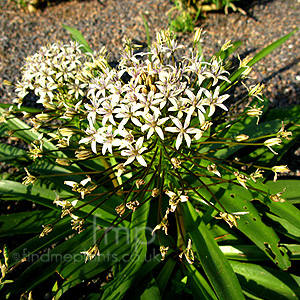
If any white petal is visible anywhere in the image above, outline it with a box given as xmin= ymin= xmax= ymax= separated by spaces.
xmin=132 ymin=117 xmax=142 ymax=127
xmin=147 ymin=128 xmax=155 ymax=139
xmin=155 ymin=127 xmax=164 ymax=140
xmin=208 ymin=105 xmax=216 ymax=117
xmin=172 ymin=117 xmax=182 ymax=129
xmin=176 ymin=133 xmax=183 ymax=150
xmin=124 ymin=156 xmax=135 ymax=166
xmin=165 ymin=127 xmax=180 ymax=133
xmin=91 ymin=140 xmax=97 ymax=154
xmin=184 ymin=133 xmax=192 ymax=148
xmin=137 ymin=155 xmax=147 ymax=167
xmin=136 ymin=137 xmax=144 ymax=149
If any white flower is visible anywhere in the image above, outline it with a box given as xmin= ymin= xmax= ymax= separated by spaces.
xmin=204 ymin=59 xmax=230 ymax=86
xmin=114 ymin=103 xmax=144 ymax=129
xmin=84 ymin=98 xmax=101 ymax=126
xmin=141 ymin=113 xmax=169 ymax=140
xmin=136 ymin=91 xmax=161 ymax=116
xmin=121 ymin=137 xmax=148 ymax=167
xmin=100 ymin=125 xmax=122 ymax=155
xmin=184 ymin=88 xmax=206 ymax=123
xmin=165 ymin=117 xmax=202 ymax=149
xmin=201 ymin=86 xmax=230 ymax=117
xmin=97 ymin=100 xmax=118 ymax=126
xmin=79 ymin=126 xmax=103 ymax=154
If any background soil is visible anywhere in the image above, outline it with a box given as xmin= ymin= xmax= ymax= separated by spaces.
xmin=0 ymin=0 xmax=300 ymax=171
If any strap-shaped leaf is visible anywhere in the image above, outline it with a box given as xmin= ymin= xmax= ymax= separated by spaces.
xmin=156 ymin=257 xmax=177 ymax=295
xmin=62 ymin=24 xmax=93 ymax=54
xmin=55 ymin=229 xmax=132 ymax=299
xmin=208 ymin=182 xmax=291 ymax=269
xmin=220 ymin=28 xmax=299 ymax=93
xmin=0 ymin=143 xmax=27 ymax=162
xmin=100 ymin=200 xmax=150 ymax=300
xmin=183 ymin=201 xmax=245 ymax=300
xmin=181 ymin=263 xmax=218 ymax=300
xmin=0 ymin=210 xmax=60 ymax=236
xmin=0 ymin=180 xmax=127 ymax=227
xmin=266 ymin=180 xmax=300 ymax=204
xmin=230 ymin=260 xmax=300 ymax=299
xmin=0 ymin=108 xmax=57 ymax=152
xmin=7 ymin=226 xmax=94 ymax=296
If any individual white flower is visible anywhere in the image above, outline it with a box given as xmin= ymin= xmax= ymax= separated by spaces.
xmin=201 ymin=86 xmax=230 ymax=117
xmin=114 ymin=103 xmax=144 ymax=129
xmin=67 ymin=78 xmax=87 ymax=99
xmin=107 ymin=80 xmax=123 ymax=103
xmin=79 ymin=126 xmax=103 ymax=154
xmin=136 ymin=90 xmax=161 ymax=116
xmin=97 ymin=99 xmax=118 ymax=126
xmin=100 ymin=125 xmax=122 ymax=155
xmin=204 ymin=59 xmax=230 ymax=86
xmin=184 ymin=88 xmax=206 ymax=122
xmin=84 ymin=98 xmax=102 ymax=126
xmin=141 ymin=113 xmax=169 ymax=140
xmin=87 ymin=76 xmax=109 ymax=100
xmin=168 ymin=97 xmax=189 ymax=120
xmin=117 ymin=128 xmax=135 ymax=149
xmin=165 ymin=117 xmax=203 ymax=149
xmin=121 ymin=137 xmax=148 ymax=167
xmin=163 ymin=39 xmax=185 ymax=58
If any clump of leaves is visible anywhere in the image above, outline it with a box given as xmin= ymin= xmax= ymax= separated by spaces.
xmin=0 ymin=27 xmax=300 ymax=300
xmin=169 ymin=0 xmax=246 ymax=32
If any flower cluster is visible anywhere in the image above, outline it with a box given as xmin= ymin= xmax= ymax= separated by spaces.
xmin=12 ymin=29 xmax=292 ymax=263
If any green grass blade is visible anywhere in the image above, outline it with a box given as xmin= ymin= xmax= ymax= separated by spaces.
xmin=220 ymin=28 xmax=298 ymax=93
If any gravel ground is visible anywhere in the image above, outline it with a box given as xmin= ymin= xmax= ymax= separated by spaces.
xmin=0 ymin=0 xmax=299 ymax=106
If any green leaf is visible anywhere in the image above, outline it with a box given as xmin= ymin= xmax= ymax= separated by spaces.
xmin=220 ymin=28 xmax=299 ymax=93
xmin=128 ymin=273 xmax=162 ymax=300
xmin=247 ymin=28 xmax=299 ymax=67
xmin=55 ymin=229 xmax=132 ymax=299
xmin=181 ymin=263 xmax=218 ymax=300
xmin=62 ymin=24 xmax=93 ymax=54
xmin=156 ymin=257 xmax=177 ymax=295
xmin=7 ymin=226 xmax=95 ymax=296
xmin=0 ymin=143 xmax=27 ymax=162
xmin=251 ymin=180 xmax=300 ymax=232
xmin=265 ymin=213 xmax=300 ymax=243
xmin=0 ymin=210 xmax=60 ymax=236
xmin=266 ymin=180 xmax=300 ymax=204
xmin=100 ymin=200 xmax=150 ymax=300
xmin=7 ymin=222 xmax=72 ymax=268
xmin=0 ymin=108 xmax=57 ymax=151
xmin=183 ymin=201 xmax=245 ymax=300
xmin=230 ymin=260 xmax=300 ymax=300
xmin=209 ymin=182 xmax=291 ymax=269
xmin=221 ymin=244 xmax=300 ymax=261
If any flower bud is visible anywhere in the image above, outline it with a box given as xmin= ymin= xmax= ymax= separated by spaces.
xmin=235 ymin=134 xmax=249 ymax=142
xmin=55 ymin=158 xmax=73 ymax=166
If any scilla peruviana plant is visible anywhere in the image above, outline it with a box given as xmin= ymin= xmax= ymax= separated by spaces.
xmin=1 ymin=27 xmax=300 ymax=299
